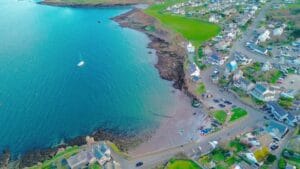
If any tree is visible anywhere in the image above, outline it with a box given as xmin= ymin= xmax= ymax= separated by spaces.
xmin=254 ymin=147 xmax=269 ymax=162
xmin=265 ymin=154 xmax=277 ymax=164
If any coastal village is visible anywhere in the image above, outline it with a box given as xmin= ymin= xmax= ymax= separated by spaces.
xmin=0 ymin=0 xmax=299 ymax=169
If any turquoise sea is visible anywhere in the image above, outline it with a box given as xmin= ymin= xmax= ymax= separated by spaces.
xmin=0 ymin=0 xmax=176 ymax=155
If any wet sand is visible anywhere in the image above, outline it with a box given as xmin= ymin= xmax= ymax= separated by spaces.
xmin=128 ymin=90 xmax=210 ymax=156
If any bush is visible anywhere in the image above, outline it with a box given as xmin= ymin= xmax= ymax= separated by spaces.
xmin=278 ymin=97 xmax=294 ymax=109
xmin=278 ymin=158 xmax=287 ymax=169
xmin=254 ymin=147 xmax=269 ymax=162
xmin=265 ymin=154 xmax=277 ymax=164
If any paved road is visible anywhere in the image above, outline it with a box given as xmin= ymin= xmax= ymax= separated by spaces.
xmin=230 ymin=0 xmax=279 ymax=63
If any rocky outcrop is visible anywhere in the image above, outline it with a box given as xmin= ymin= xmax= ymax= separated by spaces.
xmin=0 ymin=149 xmax=10 ymax=169
xmin=114 ymin=9 xmax=187 ymax=90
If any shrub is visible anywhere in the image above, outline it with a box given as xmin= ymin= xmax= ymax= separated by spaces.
xmin=265 ymin=154 xmax=277 ymax=164
xmin=278 ymin=158 xmax=287 ymax=169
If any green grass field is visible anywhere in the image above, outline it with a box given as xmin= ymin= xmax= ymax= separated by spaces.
xmin=195 ymin=82 xmax=206 ymax=95
xmin=144 ymin=1 xmax=220 ymax=46
xmin=229 ymin=107 xmax=248 ymax=122
xmin=166 ymin=159 xmax=202 ymax=169
xmin=213 ymin=110 xmax=227 ymax=124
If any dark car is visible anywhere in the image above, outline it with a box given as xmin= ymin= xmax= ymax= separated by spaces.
xmin=270 ymin=145 xmax=279 ymax=150
xmin=213 ymin=99 xmax=220 ymax=103
xmin=136 ymin=162 xmax=143 ymax=167
xmin=219 ymin=104 xmax=226 ymax=108
xmin=263 ymin=116 xmax=269 ymax=120
xmin=224 ymin=100 xmax=232 ymax=105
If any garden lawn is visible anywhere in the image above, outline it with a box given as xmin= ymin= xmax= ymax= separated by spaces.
xmin=29 ymin=146 xmax=80 ymax=169
xmin=229 ymin=108 xmax=248 ymax=122
xmin=166 ymin=159 xmax=202 ymax=169
xmin=144 ymin=1 xmax=220 ymax=46
xmin=195 ymin=82 xmax=206 ymax=95
xmin=229 ymin=139 xmax=246 ymax=153
xmin=213 ymin=110 xmax=227 ymax=124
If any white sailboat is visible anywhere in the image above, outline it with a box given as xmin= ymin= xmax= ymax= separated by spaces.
xmin=77 ymin=53 xmax=85 ymax=67
xmin=77 ymin=60 xmax=85 ymax=67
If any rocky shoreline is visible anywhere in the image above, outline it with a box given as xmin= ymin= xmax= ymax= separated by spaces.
xmin=1 ymin=5 xmax=190 ymax=169
xmin=114 ymin=8 xmax=187 ymax=90
xmin=1 ymin=128 xmax=151 ymax=168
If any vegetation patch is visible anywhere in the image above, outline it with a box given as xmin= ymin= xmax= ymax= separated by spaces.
xmin=229 ymin=139 xmax=246 ymax=153
xmin=195 ymin=82 xmax=206 ymax=95
xmin=144 ymin=0 xmax=220 ymax=46
xmin=229 ymin=107 xmax=248 ymax=122
xmin=278 ymin=97 xmax=294 ymax=109
xmin=89 ymin=162 xmax=102 ymax=169
xmin=29 ymin=146 xmax=80 ymax=169
xmin=212 ymin=110 xmax=227 ymax=124
xmin=254 ymin=146 xmax=269 ymax=162
xmin=166 ymin=159 xmax=202 ymax=169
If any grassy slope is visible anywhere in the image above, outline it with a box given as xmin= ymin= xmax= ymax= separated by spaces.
xmin=166 ymin=159 xmax=202 ymax=169
xmin=144 ymin=1 xmax=220 ymax=46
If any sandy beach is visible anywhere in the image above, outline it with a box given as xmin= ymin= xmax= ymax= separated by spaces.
xmin=128 ymin=89 xmax=210 ymax=156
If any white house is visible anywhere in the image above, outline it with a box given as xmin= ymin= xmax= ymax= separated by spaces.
xmin=273 ymin=27 xmax=283 ymax=36
xmin=187 ymin=42 xmax=195 ymax=53
xmin=67 ymin=142 xmax=111 ymax=169
xmin=250 ymin=83 xmax=276 ymax=102
xmin=257 ymin=30 xmax=270 ymax=43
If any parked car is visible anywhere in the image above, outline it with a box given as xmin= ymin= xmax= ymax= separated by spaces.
xmin=213 ymin=99 xmax=220 ymax=103
xmin=263 ymin=116 xmax=269 ymax=120
xmin=224 ymin=100 xmax=232 ymax=105
xmin=219 ymin=104 xmax=226 ymax=108
xmin=270 ymin=145 xmax=279 ymax=150
xmin=136 ymin=162 xmax=143 ymax=167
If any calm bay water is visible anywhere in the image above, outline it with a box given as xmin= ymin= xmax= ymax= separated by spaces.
xmin=0 ymin=0 xmax=175 ymax=155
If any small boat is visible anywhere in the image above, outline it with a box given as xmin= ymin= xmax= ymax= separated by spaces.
xmin=77 ymin=60 xmax=85 ymax=67
xmin=97 ymin=20 xmax=101 ymax=23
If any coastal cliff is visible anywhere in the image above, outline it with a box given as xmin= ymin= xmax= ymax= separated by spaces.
xmin=114 ymin=8 xmax=187 ymax=90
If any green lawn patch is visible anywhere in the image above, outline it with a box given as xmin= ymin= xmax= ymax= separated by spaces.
xmin=213 ymin=110 xmax=227 ymax=124
xmin=211 ymin=149 xmax=226 ymax=162
xmin=89 ymin=163 xmax=102 ymax=169
xmin=166 ymin=159 xmax=202 ymax=169
xmin=144 ymin=1 xmax=220 ymax=46
xmin=278 ymin=97 xmax=294 ymax=109
xmin=229 ymin=108 xmax=248 ymax=122
xmin=195 ymin=82 xmax=206 ymax=95
xmin=229 ymin=139 xmax=246 ymax=153
xmin=29 ymin=146 xmax=80 ymax=169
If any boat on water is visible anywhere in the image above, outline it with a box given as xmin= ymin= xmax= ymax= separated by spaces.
xmin=77 ymin=60 xmax=85 ymax=67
